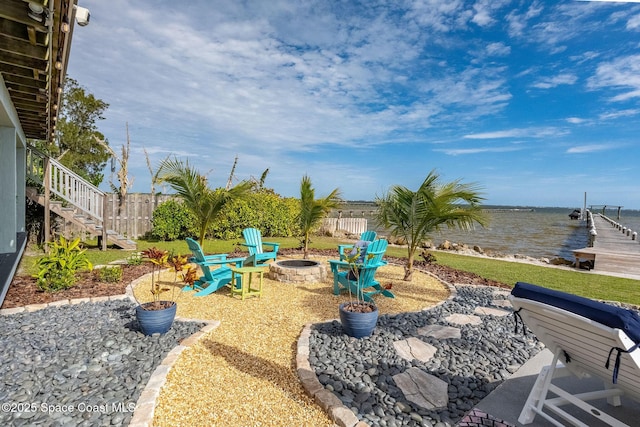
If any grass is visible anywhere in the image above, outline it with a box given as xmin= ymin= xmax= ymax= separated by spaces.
xmin=18 ymin=236 xmax=640 ymax=306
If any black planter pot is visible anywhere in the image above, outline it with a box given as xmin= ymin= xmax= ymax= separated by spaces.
xmin=339 ymin=302 xmax=378 ymax=338
xmin=136 ymin=301 xmax=177 ymax=335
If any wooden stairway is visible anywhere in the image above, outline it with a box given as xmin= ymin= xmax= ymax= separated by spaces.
xmin=25 ymin=188 xmax=136 ymax=250
xmin=25 ymin=147 xmax=136 ymax=250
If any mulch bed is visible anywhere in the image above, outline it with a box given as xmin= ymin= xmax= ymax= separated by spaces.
xmin=1 ymin=263 xmax=154 ymax=309
xmin=2 ymin=248 xmax=509 ymax=310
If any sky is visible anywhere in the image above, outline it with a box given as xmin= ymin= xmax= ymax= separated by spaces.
xmin=65 ymin=0 xmax=640 ymax=209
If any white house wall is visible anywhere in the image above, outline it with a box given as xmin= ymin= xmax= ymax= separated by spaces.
xmin=0 ymin=74 xmax=27 ymax=254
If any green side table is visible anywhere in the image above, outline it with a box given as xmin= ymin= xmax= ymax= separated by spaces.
xmin=229 ymin=265 xmax=268 ymax=300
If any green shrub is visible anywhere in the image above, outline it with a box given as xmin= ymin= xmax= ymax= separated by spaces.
xmin=209 ymin=192 xmax=300 ymax=239
xmin=126 ymin=252 xmax=143 ymax=265
xmin=97 ymin=266 xmax=123 ymax=283
xmin=34 ymin=236 xmax=93 ymax=292
xmin=151 ymin=200 xmax=197 ymax=241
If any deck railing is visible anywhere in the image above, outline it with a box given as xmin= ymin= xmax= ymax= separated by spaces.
xmin=26 ymin=146 xmax=105 ymax=221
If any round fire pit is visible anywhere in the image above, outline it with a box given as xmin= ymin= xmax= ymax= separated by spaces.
xmin=269 ymin=259 xmax=327 ymax=283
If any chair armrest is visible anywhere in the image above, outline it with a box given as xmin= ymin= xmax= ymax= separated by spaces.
xmin=201 ymin=257 xmax=246 ymax=267
xmin=189 ymin=253 xmax=228 ymax=264
xmin=262 ymin=242 xmax=280 ymax=252
xmin=337 ymin=244 xmax=355 ymax=259
xmin=202 ymin=254 xmax=227 ymax=262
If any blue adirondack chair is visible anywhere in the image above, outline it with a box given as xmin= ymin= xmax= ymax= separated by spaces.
xmin=338 ymin=230 xmax=377 ymax=261
xmin=241 ymin=228 xmax=280 ymax=266
xmin=329 ymin=239 xmax=394 ymax=302
xmin=184 ymin=238 xmax=245 ymax=296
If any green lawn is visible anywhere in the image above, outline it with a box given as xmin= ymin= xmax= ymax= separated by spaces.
xmin=18 ymin=236 xmax=640 ymax=306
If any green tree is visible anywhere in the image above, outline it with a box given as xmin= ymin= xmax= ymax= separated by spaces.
xmin=55 ymin=78 xmax=110 ymax=185
xmin=375 ymin=170 xmax=488 ymax=281
xmin=298 ymin=175 xmax=341 ymax=259
xmin=157 ymin=157 xmax=253 ymax=246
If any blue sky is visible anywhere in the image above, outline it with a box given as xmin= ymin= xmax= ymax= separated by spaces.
xmin=66 ymin=0 xmax=640 ymax=208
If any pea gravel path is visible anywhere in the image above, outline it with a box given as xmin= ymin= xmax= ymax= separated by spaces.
xmin=143 ymin=256 xmax=451 ymax=426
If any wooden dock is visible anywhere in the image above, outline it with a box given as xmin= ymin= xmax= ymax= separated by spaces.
xmin=573 ymin=214 xmax=640 ymax=279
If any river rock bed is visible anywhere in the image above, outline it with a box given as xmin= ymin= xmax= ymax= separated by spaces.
xmin=0 ymin=299 xmax=204 ymax=427
xmin=308 ymin=286 xmax=545 ymax=427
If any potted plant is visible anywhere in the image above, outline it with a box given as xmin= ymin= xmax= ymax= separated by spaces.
xmin=339 ymin=246 xmax=379 ymax=338
xmin=132 ymin=248 xmax=188 ymax=335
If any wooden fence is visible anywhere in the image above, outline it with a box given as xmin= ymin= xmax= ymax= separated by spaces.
xmin=102 ymin=193 xmax=175 ymax=239
xmin=59 ymin=193 xmax=371 ymax=239
xmin=320 ymin=218 xmax=368 ymax=235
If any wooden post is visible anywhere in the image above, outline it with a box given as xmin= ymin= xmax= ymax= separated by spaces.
xmin=43 ymin=156 xmax=51 ymax=252
xmin=101 ymin=194 xmax=107 ymax=250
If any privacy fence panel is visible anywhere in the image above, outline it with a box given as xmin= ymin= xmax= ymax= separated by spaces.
xmin=58 ymin=194 xmax=374 ymax=239
xmin=104 ymin=193 xmax=175 ymax=239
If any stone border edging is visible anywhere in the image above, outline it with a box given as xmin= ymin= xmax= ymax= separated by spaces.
xmin=295 ymin=264 xmax=458 ymax=427
xmin=0 ymin=270 xmax=221 ymax=427
xmin=128 ymin=317 xmax=220 ymax=427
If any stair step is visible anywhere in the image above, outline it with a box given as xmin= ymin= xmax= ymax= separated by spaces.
xmin=106 ymin=230 xmax=117 ymax=235
xmin=61 ymin=207 xmax=75 ymax=211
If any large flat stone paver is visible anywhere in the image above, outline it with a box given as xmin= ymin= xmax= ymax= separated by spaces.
xmin=445 ymin=313 xmax=482 ymax=326
xmin=474 ymin=307 xmax=510 ymax=317
xmin=393 ymin=337 xmax=437 ymax=363
xmin=492 ymin=299 xmax=512 ymax=309
xmin=393 ymin=367 xmax=448 ymax=410
xmin=417 ymin=324 xmax=461 ymax=339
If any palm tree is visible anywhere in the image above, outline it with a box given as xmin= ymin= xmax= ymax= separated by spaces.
xmin=375 ymin=170 xmax=488 ymax=281
xmin=298 ymin=175 xmax=342 ymax=259
xmin=157 ymin=157 xmax=253 ymax=246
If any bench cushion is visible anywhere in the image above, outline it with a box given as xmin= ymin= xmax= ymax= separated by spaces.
xmin=512 ymin=282 xmax=640 ymax=344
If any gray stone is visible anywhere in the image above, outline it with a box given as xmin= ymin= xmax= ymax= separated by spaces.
xmin=392 ymin=367 xmax=448 ymax=410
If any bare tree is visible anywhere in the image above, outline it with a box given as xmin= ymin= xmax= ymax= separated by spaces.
xmin=94 ymin=123 xmax=133 ymax=213
xmin=144 ymin=147 xmax=171 ymax=208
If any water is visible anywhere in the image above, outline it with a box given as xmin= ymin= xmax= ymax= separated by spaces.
xmin=331 ymin=204 xmax=640 ymax=261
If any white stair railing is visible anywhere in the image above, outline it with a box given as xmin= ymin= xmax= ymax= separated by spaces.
xmin=26 ymin=146 xmax=105 ymax=221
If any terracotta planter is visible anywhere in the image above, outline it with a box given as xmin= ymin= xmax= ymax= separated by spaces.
xmin=339 ymin=302 xmax=378 ymax=338
xmin=136 ymin=301 xmax=177 ymax=335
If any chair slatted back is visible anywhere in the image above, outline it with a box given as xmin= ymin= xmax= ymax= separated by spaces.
xmin=510 ymin=295 xmax=640 ymax=403
xmin=242 ymin=228 xmax=263 ymax=255
xmin=186 ymin=237 xmax=206 ymax=262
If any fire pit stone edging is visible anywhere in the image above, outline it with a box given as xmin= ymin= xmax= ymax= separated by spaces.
xmin=268 ymin=259 xmax=328 ymax=283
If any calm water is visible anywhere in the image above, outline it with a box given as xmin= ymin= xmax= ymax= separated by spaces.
xmin=332 ymin=204 xmax=640 ymax=261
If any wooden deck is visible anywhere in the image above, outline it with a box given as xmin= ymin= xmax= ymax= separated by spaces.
xmin=573 ymin=215 xmax=640 ymax=279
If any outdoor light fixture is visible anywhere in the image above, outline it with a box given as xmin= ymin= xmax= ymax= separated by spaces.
xmin=61 ymin=15 xmax=70 ymax=33
xmin=27 ymin=2 xmax=44 ymax=22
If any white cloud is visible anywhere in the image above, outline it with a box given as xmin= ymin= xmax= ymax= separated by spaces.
xmin=486 ymin=42 xmax=511 ymax=56
xmin=566 ymin=117 xmax=587 ymax=124
xmin=588 ymin=54 xmax=640 ymax=101
xmin=566 ymin=144 xmax=612 ymax=154
xmin=464 ymin=127 xmax=565 ymax=139
xmin=532 ymin=73 xmax=578 ymax=89
xmin=599 ymin=109 xmax=640 ymax=120
xmin=435 ymin=146 xmax=523 ymax=155
xmin=627 ymin=13 xmax=640 ymax=30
